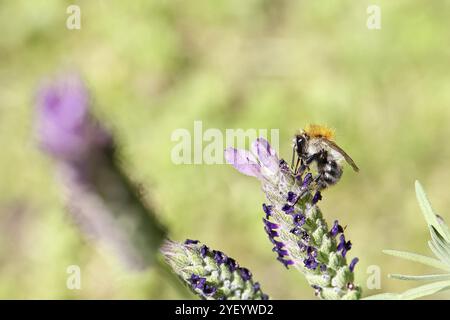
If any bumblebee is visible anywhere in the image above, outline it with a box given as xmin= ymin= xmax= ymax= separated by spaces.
xmin=292 ymin=124 xmax=359 ymax=190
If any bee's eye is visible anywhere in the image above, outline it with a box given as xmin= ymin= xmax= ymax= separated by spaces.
xmin=296 ymin=136 xmax=306 ymax=151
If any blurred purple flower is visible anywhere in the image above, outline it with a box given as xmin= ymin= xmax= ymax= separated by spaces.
xmin=35 ymin=73 xmax=165 ymax=270
xmin=35 ymin=74 xmax=111 ymax=161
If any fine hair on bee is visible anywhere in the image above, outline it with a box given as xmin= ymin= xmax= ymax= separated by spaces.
xmin=292 ymin=124 xmax=359 ymax=191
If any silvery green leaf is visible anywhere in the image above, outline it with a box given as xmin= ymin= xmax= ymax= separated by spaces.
xmin=362 ymin=293 xmax=400 ymax=300
xmin=397 ymin=280 xmax=450 ymax=300
xmin=364 ymin=281 xmax=450 ymax=300
xmin=382 ymin=249 xmax=450 ymax=272
xmin=415 ymin=181 xmax=450 ymax=243
xmin=429 ymin=227 xmax=450 ymax=266
xmin=388 ymin=273 xmax=450 ymax=281
xmin=378 ymin=182 xmax=450 ymax=299
xmin=429 ymin=242 xmax=450 ymax=268
xmin=440 ymin=222 xmax=450 ymax=242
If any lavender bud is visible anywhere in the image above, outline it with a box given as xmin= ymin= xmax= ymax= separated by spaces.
xmin=162 ymin=240 xmax=269 ymax=300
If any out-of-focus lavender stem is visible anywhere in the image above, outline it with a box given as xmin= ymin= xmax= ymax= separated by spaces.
xmin=57 ymin=146 xmax=166 ymax=270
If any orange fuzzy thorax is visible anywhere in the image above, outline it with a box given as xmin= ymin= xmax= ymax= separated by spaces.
xmin=303 ymin=124 xmax=335 ymax=140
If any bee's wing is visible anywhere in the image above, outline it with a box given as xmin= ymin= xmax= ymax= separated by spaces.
xmin=321 ymin=139 xmax=360 ymax=172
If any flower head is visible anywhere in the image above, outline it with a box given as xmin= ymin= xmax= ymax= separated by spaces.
xmin=162 ymin=239 xmax=269 ymax=300
xmin=225 ymin=138 xmax=361 ymax=300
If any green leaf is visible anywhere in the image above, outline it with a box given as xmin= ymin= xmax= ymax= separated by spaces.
xmin=388 ymin=273 xmax=450 ymax=281
xmin=362 ymin=293 xmax=400 ymax=300
xmin=415 ymin=181 xmax=450 ymax=243
xmin=428 ymin=241 xmax=450 ymax=267
xmin=440 ymin=222 xmax=450 ymax=243
xmin=363 ymin=281 xmax=450 ymax=300
xmin=430 ymin=227 xmax=450 ymax=265
xmin=383 ymin=249 xmax=450 ymax=272
xmin=398 ymin=280 xmax=450 ymax=300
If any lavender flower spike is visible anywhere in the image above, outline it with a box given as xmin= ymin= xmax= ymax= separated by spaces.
xmin=162 ymin=239 xmax=269 ymax=300
xmin=35 ymin=74 xmax=166 ymax=270
xmin=225 ymin=138 xmax=361 ymax=300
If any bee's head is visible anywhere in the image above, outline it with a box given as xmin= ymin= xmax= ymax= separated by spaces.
xmin=294 ymin=132 xmax=308 ymax=156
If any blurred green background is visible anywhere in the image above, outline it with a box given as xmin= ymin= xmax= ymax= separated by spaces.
xmin=1 ymin=0 xmax=450 ymax=299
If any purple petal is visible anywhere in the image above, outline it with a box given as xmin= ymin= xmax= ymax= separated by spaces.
xmin=330 ymin=220 xmax=344 ymax=237
xmin=265 ymin=226 xmax=279 ymax=237
xmin=262 ymin=203 xmax=273 ymax=218
xmin=287 ymin=191 xmax=297 ymax=203
xmin=184 ymin=239 xmax=199 ymax=245
xmin=306 ymin=246 xmax=318 ymax=258
xmin=213 ymin=250 xmax=228 ymax=265
xmin=263 ymin=218 xmax=279 ymax=230
xmin=189 ymin=274 xmax=206 ymax=290
xmin=303 ymin=256 xmax=318 ymax=270
xmin=302 ymin=173 xmax=313 ymax=188
xmin=277 ymin=257 xmax=294 ymax=268
xmin=312 ymin=191 xmax=322 ymax=204
xmin=349 ymin=257 xmax=359 ymax=272
xmin=251 ymin=138 xmax=279 ymax=172
xmin=271 ymin=238 xmax=284 ymax=249
xmin=200 ymin=245 xmax=209 ymax=258
xmin=239 ymin=267 xmax=252 ymax=281
xmin=203 ymin=284 xmax=217 ymax=296
xmin=282 ymin=204 xmax=294 ymax=214
xmin=226 ymin=258 xmax=238 ymax=272
xmin=293 ymin=213 xmax=305 ymax=227
xmin=224 ymin=148 xmax=261 ymax=178
xmin=273 ymin=247 xmax=289 ymax=256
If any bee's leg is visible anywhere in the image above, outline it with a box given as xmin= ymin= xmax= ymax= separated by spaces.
xmin=295 ymin=152 xmax=320 ymax=179
xmin=291 ymin=144 xmax=296 ymax=170
xmin=294 ymin=158 xmax=301 ymax=174
xmin=304 ymin=153 xmax=320 ymax=165
xmin=313 ymin=174 xmax=325 ymax=190
xmin=311 ymin=150 xmax=328 ymax=190
xmin=296 ymin=160 xmax=307 ymax=176
xmin=295 ymin=152 xmax=321 ymax=182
